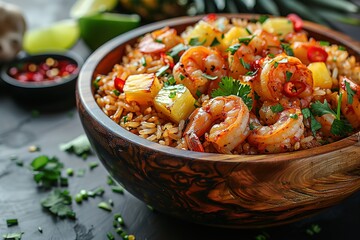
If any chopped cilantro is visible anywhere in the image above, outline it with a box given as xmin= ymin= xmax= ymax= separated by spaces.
xmin=270 ymin=104 xmax=284 ymax=113
xmin=338 ymin=45 xmax=346 ymax=51
xmin=107 ymin=175 xmax=116 ymax=185
xmin=168 ymin=91 xmax=176 ymax=98
xmin=30 ymin=155 xmax=63 ymax=189
xmin=123 ymin=116 xmax=128 ymax=124
xmin=98 ymin=202 xmax=112 ymax=212
xmin=249 ymin=123 xmax=255 ymax=130
xmin=310 ymin=100 xmax=336 ymax=117
xmin=6 ymin=219 xmax=18 ymax=227
xmin=281 ymin=43 xmax=294 ymax=56
xmin=268 ymin=53 xmax=275 ymax=58
xmin=331 ymin=118 xmax=353 ymax=136
xmin=59 ymin=135 xmax=92 ymax=159
xmin=41 ymin=189 xmax=75 ymax=219
xmin=245 ymin=69 xmax=258 ymax=76
xmin=274 ymin=62 xmax=279 ymax=68
xmin=306 ymin=224 xmax=321 ymax=236
xmin=211 ymin=76 xmax=253 ymax=110
xmin=93 ymin=76 xmax=101 ymax=89
xmin=226 ymin=43 xmax=241 ymax=55
xmin=179 ymin=74 xmax=185 ymax=80
xmin=164 ymin=75 xmax=176 ymax=87
xmin=89 ymin=162 xmax=99 ymax=170
xmin=302 ymin=108 xmax=311 ymax=119
xmin=290 ymin=113 xmax=298 ymax=119
xmin=240 ymin=58 xmax=250 ymax=70
xmin=189 ymin=37 xmax=206 ymax=46
xmin=154 ymin=38 xmax=163 ymax=43
xmin=107 ymin=232 xmax=115 ymax=240
xmin=196 ymin=89 xmax=202 ymax=98
xmin=345 ymin=81 xmax=355 ymax=104
xmin=113 ymin=89 xmax=120 ymax=96
xmin=2 ymin=232 xmax=24 ymax=240
xmin=66 ymin=168 xmax=74 ymax=176
xmin=319 ymin=41 xmax=330 ymax=46
xmin=201 ymin=73 xmax=218 ymax=80
xmin=259 ymin=15 xmax=269 ymax=24
xmin=286 ymin=71 xmax=293 ymax=82
xmin=210 ymin=37 xmax=220 ymax=47
xmin=111 ymin=186 xmax=125 ymax=194
xmin=302 ymin=108 xmax=321 ymax=136
xmin=140 ymin=56 xmax=147 ymax=67
xmin=76 ymin=169 xmax=86 ymax=177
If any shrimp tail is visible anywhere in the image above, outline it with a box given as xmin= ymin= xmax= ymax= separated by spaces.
xmin=185 ymin=132 xmax=205 ymax=152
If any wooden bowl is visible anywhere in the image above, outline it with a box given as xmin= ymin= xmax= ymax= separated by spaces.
xmin=76 ymin=14 xmax=360 ymax=228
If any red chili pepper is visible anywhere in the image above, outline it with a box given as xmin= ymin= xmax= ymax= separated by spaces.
xmin=202 ymin=13 xmax=217 ymax=22
xmin=307 ymin=46 xmax=328 ymax=62
xmin=114 ymin=76 xmax=125 ymax=92
xmin=251 ymin=59 xmax=261 ymax=71
xmin=287 ymin=13 xmax=303 ymax=32
xmin=283 ymin=81 xmax=306 ymax=97
xmin=160 ymin=52 xmax=174 ymax=69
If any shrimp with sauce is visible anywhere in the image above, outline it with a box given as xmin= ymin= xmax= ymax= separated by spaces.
xmin=248 ymin=108 xmax=304 ymax=153
xmin=139 ymin=27 xmax=183 ymax=54
xmin=254 ymin=54 xmax=314 ymax=107
xmin=173 ymin=46 xmax=227 ymax=97
xmin=184 ymin=95 xmax=250 ymax=154
xmin=339 ymin=76 xmax=360 ymax=129
xmin=228 ymin=30 xmax=282 ymax=79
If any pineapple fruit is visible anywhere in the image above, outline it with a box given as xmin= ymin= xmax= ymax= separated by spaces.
xmin=154 ymin=84 xmax=196 ymax=123
xmin=307 ymin=62 xmax=333 ymax=89
xmin=262 ymin=18 xmax=294 ymax=36
xmin=123 ymin=73 xmax=162 ymax=105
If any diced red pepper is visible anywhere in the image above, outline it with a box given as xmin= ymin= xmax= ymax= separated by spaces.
xmin=307 ymin=46 xmax=328 ymax=62
xmin=160 ymin=52 xmax=174 ymax=69
xmin=114 ymin=76 xmax=125 ymax=92
xmin=202 ymin=13 xmax=217 ymax=22
xmin=287 ymin=13 xmax=303 ymax=32
xmin=283 ymin=81 xmax=306 ymax=97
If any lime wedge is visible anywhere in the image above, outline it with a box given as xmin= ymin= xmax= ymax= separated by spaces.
xmin=79 ymin=13 xmax=140 ymax=50
xmin=70 ymin=0 xmax=118 ymax=18
xmin=23 ymin=19 xmax=80 ymax=54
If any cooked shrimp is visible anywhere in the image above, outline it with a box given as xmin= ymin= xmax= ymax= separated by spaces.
xmin=228 ymin=30 xmax=281 ymax=79
xmin=315 ymin=113 xmax=336 ymax=136
xmin=254 ymin=54 xmax=313 ymax=107
xmin=339 ymin=76 xmax=360 ymax=129
xmin=248 ymin=108 xmax=304 ymax=153
xmin=173 ymin=46 xmax=227 ymax=97
xmin=184 ymin=95 xmax=250 ymax=154
xmin=139 ymin=27 xmax=183 ymax=54
xmin=290 ymin=38 xmax=318 ymax=65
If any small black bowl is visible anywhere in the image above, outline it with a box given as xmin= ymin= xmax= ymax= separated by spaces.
xmin=1 ymin=52 xmax=83 ymax=107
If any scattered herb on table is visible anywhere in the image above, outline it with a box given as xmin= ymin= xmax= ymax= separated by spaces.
xmin=6 ymin=219 xmax=18 ymax=227
xmin=306 ymin=224 xmax=321 ymax=236
xmin=30 ymin=155 xmax=64 ymax=189
xmin=89 ymin=161 xmax=99 ymax=170
xmin=41 ymin=189 xmax=75 ymax=219
xmin=76 ymin=168 xmax=86 ymax=177
xmin=98 ymin=202 xmax=112 ymax=212
xmin=59 ymin=134 xmax=92 ymax=159
xmin=111 ymin=186 xmax=124 ymax=194
xmin=38 ymin=227 xmax=43 ymax=233
xmin=2 ymin=232 xmax=24 ymax=240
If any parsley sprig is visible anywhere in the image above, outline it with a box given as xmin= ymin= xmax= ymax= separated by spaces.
xmin=41 ymin=189 xmax=76 ymax=219
xmin=211 ymin=76 xmax=253 ymax=110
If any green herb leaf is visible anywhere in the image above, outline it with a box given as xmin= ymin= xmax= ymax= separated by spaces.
xmin=268 ymin=53 xmax=275 ymax=58
xmin=270 ymin=104 xmax=284 ymax=113
xmin=302 ymin=108 xmax=311 ymax=118
xmin=154 ymin=38 xmax=163 ymax=43
xmin=345 ymin=81 xmax=355 ymax=104
xmin=93 ymin=76 xmax=101 ymax=90
xmin=89 ymin=161 xmax=99 ymax=170
xmin=140 ymin=56 xmax=147 ymax=67
xmin=67 ymin=168 xmax=74 ymax=177
xmin=259 ymin=15 xmax=269 ymax=24
xmin=210 ymin=37 xmax=220 ymax=47
xmin=201 ymin=73 xmax=218 ymax=80
xmin=164 ymin=75 xmax=176 ymax=87
xmin=306 ymin=224 xmax=321 ymax=236
xmin=286 ymin=71 xmax=293 ymax=82
xmin=330 ymin=118 xmax=353 ymax=136
xmin=155 ymin=65 xmax=170 ymax=77
xmin=240 ymin=58 xmax=250 ymax=70
xmin=179 ymin=74 xmax=185 ymax=80
xmin=319 ymin=41 xmax=330 ymax=46
xmin=98 ymin=202 xmax=112 ymax=212
xmin=189 ymin=37 xmax=206 ymax=46
xmin=31 ymin=155 xmax=49 ymax=170
xmin=281 ymin=43 xmax=294 ymax=56
xmin=239 ymin=35 xmax=255 ymax=46
xmin=30 ymin=155 xmax=64 ymax=188
xmin=6 ymin=219 xmax=18 ymax=227
xmin=168 ymin=91 xmax=176 ymax=98
xmin=290 ymin=113 xmax=298 ymax=119
xmin=310 ymin=100 xmax=336 ymax=117
xmin=41 ymin=189 xmax=75 ymax=219
xmin=302 ymin=108 xmax=322 ymax=136
xmin=226 ymin=43 xmax=241 ymax=55
xmin=211 ymin=76 xmax=253 ymax=110
xmin=245 ymin=27 xmax=252 ymax=35
xmin=245 ymin=69 xmax=258 ymax=76
xmin=338 ymin=45 xmax=346 ymax=51
xmin=196 ymin=89 xmax=202 ymax=98
xmin=167 ymin=43 xmax=188 ymax=61
xmin=59 ymin=134 xmax=92 ymax=158
xmin=2 ymin=232 xmax=24 ymax=240
xmin=113 ymin=89 xmax=120 ymax=96
xmin=111 ymin=186 xmax=124 ymax=194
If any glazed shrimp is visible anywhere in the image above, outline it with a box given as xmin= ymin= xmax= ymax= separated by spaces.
xmin=340 ymin=76 xmax=360 ymax=129
xmin=248 ymin=108 xmax=304 ymax=153
xmin=184 ymin=95 xmax=250 ymax=154
xmin=254 ymin=54 xmax=313 ymax=107
xmin=139 ymin=27 xmax=183 ymax=54
xmin=173 ymin=46 xmax=227 ymax=97
xmin=228 ymin=30 xmax=281 ymax=79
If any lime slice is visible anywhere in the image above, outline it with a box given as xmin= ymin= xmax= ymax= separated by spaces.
xmin=70 ymin=0 xmax=118 ymax=18
xmin=23 ymin=19 xmax=80 ymax=54
xmin=79 ymin=13 xmax=140 ymax=50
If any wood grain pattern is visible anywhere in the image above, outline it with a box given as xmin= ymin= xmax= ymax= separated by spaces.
xmin=76 ymin=14 xmax=360 ymax=228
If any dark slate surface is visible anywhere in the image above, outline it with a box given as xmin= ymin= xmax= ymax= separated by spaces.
xmin=1 ymin=0 xmax=360 ymax=239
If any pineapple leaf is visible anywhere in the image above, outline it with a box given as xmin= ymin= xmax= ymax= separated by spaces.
xmin=304 ymin=0 xmax=359 ymax=13
xmin=255 ymin=0 xmax=280 ymax=15
xmin=313 ymin=7 xmax=360 ymax=26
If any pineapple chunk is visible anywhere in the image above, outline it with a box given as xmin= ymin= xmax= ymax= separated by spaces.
xmin=221 ymin=26 xmax=249 ymax=50
xmin=308 ymin=62 xmax=333 ymax=89
xmin=154 ymin=84 xmax=196 ymax=123
xmin=185 ymin=20 xmax=222 ymax=47
xmin=123 ymin=73 xmax=162 ymax=105
xmin=262 ymin=18 xmax=294 ymax=36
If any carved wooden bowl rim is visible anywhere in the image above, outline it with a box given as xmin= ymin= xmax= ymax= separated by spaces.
xmin=77 ymin=14 xmax=360 ymax=163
